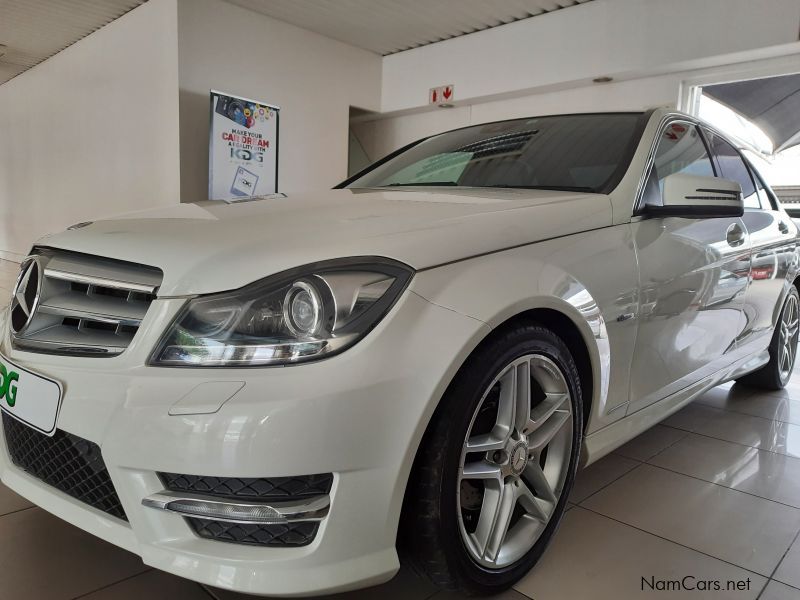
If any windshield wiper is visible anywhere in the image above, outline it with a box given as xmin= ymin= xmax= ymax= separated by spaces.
xmin=484 ymin=185 xmax=596 ymax=193
xmin=380 ymin=181 xmax=459 ymax=187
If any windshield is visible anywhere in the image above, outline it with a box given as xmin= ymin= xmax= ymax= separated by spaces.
xmin=345 ymin=113 xmax=645 ymax=193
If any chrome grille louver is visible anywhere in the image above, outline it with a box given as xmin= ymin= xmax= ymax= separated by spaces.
xmin=10 ymin=249 xmax=162 ymax=356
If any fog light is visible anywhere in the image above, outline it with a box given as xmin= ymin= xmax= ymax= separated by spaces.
xmin=142 ymin=492 xmax=330 ymax=524
xmin=165 ymin=498 xmax=287 ymax=524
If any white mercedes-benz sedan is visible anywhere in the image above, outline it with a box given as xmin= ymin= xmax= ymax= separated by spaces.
xmin=0 ymin=108 xmax=797 ymax=596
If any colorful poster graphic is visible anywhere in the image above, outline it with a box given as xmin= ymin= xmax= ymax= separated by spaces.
xmin=209 ymin=90 xmax=279 ymax=200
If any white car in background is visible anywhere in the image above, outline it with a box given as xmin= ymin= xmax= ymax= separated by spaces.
xmin=0 ymin=108 xmax=797 ymax=596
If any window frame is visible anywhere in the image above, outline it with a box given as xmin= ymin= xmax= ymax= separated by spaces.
xmin=701 ymin=126 xmax=764 ymax=210
xmin=633 ymin=117 xmax=718 ymax=215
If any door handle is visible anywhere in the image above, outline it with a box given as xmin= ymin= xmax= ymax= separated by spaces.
xmin=779 ymin=221 xmax=790 ymax=234
xmin=726 ymin=223 xmax=745 ymax=247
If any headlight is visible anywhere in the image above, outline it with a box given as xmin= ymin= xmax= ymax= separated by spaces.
xmin=150 ymin=258 xmax=413 ymax=367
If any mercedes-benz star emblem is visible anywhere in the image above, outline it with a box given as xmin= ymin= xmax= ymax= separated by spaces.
xmin=10 ymin=256 xmax=42 ymax=335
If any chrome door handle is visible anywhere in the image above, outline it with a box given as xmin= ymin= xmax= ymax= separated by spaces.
xmin=779 ymin=221 xmax=790 ymax=234
xmin=726 ymin=223 xmax=745 ymax=247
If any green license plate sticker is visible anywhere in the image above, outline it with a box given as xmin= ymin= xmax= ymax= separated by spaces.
xmin=0 ymin=355 xmax=62 ymax=436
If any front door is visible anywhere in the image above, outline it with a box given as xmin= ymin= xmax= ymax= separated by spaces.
xmin=627 ymin=121 xmax=750 ymax=413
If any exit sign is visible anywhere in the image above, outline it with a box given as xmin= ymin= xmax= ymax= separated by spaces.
xmin=429 ymin=84 xmax=454 ymax=106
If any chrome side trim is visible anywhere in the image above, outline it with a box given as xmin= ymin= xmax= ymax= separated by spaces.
xmin=141 ymin=491 xmax=330 ymax=525
xmin=44 ymin=268 xmax=158 ymax=294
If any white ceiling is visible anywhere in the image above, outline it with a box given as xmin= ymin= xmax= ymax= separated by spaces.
xmin=225 ymin=0 xmax=593 ymax=56
xmin=0 ymin=0 xmax=593 ymax=86
xmin=0 ymin=0 xmax=144 ymax=84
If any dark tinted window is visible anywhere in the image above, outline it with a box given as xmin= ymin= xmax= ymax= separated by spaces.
xmin=705 ymin=131 xmax=760 ymax=208
xmin=747 ymin=162 xmax=777 ymax=210
xmin=346 ymin=113 xmax=644 ymax=193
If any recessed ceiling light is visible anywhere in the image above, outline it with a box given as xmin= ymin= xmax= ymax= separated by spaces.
xmin=593 ymin=76 xmax=613 ymax=83
xmin=437 ymin=103 xmax=455 ymax=108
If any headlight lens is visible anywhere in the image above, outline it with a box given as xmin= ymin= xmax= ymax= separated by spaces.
xmin=150 ymin=258 xmax=412 ymax=367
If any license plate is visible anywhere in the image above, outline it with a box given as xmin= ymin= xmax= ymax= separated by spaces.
xmin=0 ymin=355 xmax=62 ymax=436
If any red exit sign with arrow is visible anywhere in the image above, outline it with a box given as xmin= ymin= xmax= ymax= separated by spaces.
xmin=429 ymin=84 xmax=454 ymax=106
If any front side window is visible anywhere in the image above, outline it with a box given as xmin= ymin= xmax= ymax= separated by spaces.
xmin=641 ymin=122 xmax=714 ymax=207
xmin=346 ymin=113 xmax=645 ymax=194
xmin=704 ymin=131 xmax=760 ymax=209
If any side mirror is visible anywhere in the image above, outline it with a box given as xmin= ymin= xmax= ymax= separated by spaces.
xmin=644 ymin=173 xmax=743 ymax=218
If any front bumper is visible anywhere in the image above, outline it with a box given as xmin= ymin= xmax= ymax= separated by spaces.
xmin=0 ymin=289 xmax=489 ymax=596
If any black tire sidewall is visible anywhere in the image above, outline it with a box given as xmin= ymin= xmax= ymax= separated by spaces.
xmin=432 ymin=326 xmax=583 ymax=594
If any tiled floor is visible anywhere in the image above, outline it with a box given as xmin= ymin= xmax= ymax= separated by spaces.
xmin=3 ymin=380 xmax=800 ymax=599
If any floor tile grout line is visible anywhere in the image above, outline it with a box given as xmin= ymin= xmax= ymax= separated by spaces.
xmin=764 ymin=526 xmax=800 ymax=589
xmin=643 ymin=461 xmax=800 ymax=513
xmin=575 ymin=461 xmax=643 ymax=506
xmin=200 ymin=583 xmax=220 ymax=599
xmin=0 ymin=504 xmax=36 ymax=519
xmin=658 ymin=422 xmax=800 ymax=460
xmin=695 ymin=396 xmax=800 ymax=427
xmin=574 ymin=504 xmax=771 ymax=581
xmin=633 ymin=426 xmax=691 ymax=464
xmin=68 ymin=567 xmax=153 ymax=600
xmin=682 ymin=399 xmax=800 ymax=429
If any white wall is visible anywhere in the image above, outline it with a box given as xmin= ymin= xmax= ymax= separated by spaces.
xmin=0 ymin=0 xmax=181 ymax=260
xmin=381 ymin=0 xmax=800 ymax=114
xmin=354 ymin=72 xmax=684 ymax=161
xmin=176 ymin=0 xmax=382 ymax=200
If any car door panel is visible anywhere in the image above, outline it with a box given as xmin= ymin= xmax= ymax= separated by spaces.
xmin=627 ymin=215 xmax=749 ymax=413
xmin=626 ymin=120 xmax=749 ymax=413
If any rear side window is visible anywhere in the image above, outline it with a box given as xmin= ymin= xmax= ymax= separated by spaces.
xmin=748 ymin=162 xmax=778 ymax=210
xmin=642 ymin=122 xmax=714 ymax=207
xmin=704 ymin=131 xmax=760 ymax=208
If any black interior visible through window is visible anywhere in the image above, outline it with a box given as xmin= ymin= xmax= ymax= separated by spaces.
xmin=344 ymin=113 xmax=647 ymax=194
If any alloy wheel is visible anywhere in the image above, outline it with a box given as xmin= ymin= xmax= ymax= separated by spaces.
xmin=780 ymin=292 xmax=800 ymax=384
xmin=457 ymin=354 xmax=574 ymax=569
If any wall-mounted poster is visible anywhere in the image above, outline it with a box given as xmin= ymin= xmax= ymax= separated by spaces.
xmin=209 ymin=90 xmax=279 ymax=200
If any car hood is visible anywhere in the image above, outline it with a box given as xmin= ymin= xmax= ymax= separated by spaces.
xmin=38 ymin=188 xmax=611 ymax=296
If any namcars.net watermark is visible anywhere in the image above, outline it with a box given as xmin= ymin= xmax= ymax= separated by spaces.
xmin=642 ymin=576 xmax=752 ymax=592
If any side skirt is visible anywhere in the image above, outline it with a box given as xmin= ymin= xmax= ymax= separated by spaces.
xmin=580 ymin=349 xmax=770 ymax=467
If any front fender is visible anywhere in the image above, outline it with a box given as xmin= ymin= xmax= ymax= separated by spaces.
xmin=410 ymin=225 xmax=640 ymax=434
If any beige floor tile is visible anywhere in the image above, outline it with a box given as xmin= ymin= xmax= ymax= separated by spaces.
xmin=774 ymin=533 xmax=800 ymax=589
xmin=698 ymin=389 xmax=800 ymax=427
xmin=79 ymin=569 xmax=211 ymax=599
xmin=0 ymin=507 xmax=147 ymax=599
xmin=614 ymin=424 xmax=689 ymax=462
xmin=432 ymin=589 xmax=530 ymax=600
xmin=515 ymin=507 xmax=764 ymax=600
xmin=0 ymin=482 xmax=34 ymax=515
xmin=663 ymin=403 xmax=800 ymax=458
xmin=582 ymin=464 xmax=800 ymax=575
xmin=569 ymin=453 xmax=639 ymax=503
xmin=651 ymin=433 xmax=800 ymax=508
xmin=210 ymin=566 xmax=437 ymax=600
xmin=759 ymin=580 xmax=800 ymax=600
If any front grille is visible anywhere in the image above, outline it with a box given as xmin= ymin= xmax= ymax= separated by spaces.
xmin=158 ymin=472 xmax=334 ymax=501
xmin=187 ymin=518 xmax=318 ymax=547
xmin=2 ymin=414 xmax=127 ymax=521
xmin=10 ymin=247 xmax=162 ymax=357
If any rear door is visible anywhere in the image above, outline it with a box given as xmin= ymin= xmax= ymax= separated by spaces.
xmin=704 ymin=129 xmax=799 ymax=354
xmin=627 ymin=121 xmax=750 ymax=414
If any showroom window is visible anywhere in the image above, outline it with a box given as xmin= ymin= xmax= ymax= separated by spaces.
xmin=704 ymin=130 xmax=762 ymax=209
xmin=641 ymin=121 xmax=714 ymax=207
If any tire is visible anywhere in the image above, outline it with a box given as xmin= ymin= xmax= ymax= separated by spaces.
xmin=737 ymin=286 xmax=800 ymax=391
xmin=402 ymin=323 xmax=583 ymax=595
